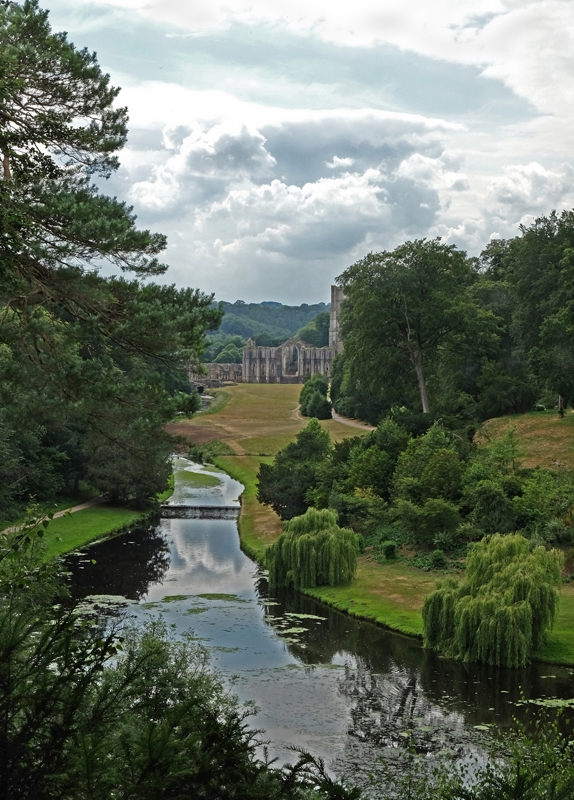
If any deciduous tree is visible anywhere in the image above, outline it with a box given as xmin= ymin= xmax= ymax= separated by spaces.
xmin=337 ymin=239 xmax=497 ymax=413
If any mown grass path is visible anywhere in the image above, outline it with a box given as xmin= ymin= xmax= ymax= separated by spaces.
xmin=177 ymin=384 xmax=574 ymax=665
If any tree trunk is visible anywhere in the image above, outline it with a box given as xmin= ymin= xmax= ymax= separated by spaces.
xmin=558 ymin=394 xmax=565 ymax=418
xmin=413 ymin=352 xmax=431 ymax=414
xmin=2 ymin=153 xmax=10 ymax=181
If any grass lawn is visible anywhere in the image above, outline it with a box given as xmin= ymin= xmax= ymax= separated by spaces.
xmin=480 ymin=409 xmax=574 ymax=470
xmin=307 ymin=559 xmax=436 ymax=637
xmin=0 ymin=490 xmax=100 ymax=533
xmin=214 ymin=455 xmax=282 ymax=560
xmin=167 ymin=383 xmax=361 ymax=455
xmin=535 ymin=582 xmax=574 ymax=664
xmin=41 ymin=506 xmax=149 ymax=560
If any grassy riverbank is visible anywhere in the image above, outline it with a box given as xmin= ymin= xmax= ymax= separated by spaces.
xmin=187 ymin=385 xmax=574 ymax=664
xmin=2 ymin=478 xmax=172 ymax=562
xmin=42 ymin=506 xmax=152 ymax=560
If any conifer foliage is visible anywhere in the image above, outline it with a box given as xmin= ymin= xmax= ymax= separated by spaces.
xmin=266 ymin=507 xmax=359 ymax=589
xmin=422 ymin=534 xmax=563 ymax=667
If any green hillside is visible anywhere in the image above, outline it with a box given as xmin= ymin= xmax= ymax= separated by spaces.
xmin=203 ymin=300 xmax=329 ymax=362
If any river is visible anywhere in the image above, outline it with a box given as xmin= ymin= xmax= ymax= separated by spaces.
xmin=65 ymin=457 xmax=574 ymax=797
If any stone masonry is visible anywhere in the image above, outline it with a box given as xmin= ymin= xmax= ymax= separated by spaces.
xmin=191 ymin=286 xmax=344 ymax=387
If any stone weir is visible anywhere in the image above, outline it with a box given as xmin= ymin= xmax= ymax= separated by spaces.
xmin=160 ymin=504 xmax=240 ymax=520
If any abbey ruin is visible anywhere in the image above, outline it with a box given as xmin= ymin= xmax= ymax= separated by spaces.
xmin=193 ymin=286 xmax=344 ymax=386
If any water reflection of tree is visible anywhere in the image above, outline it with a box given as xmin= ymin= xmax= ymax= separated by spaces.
xmin=338 ymin=658 xmax=470 ymax=757
xmin=65 ymin=524 xmax=170 ymax=601
xmin=257 ymin=578 xmax=574 ymax=739
xmin=257 ymin=581 xmax=421 ymax=672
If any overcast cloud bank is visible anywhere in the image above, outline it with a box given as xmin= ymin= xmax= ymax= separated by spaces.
xmin=47 ymin=0 xmax=574 ymax=303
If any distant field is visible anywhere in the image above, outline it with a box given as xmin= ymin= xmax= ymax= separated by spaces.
xmin=167 ymin=384 xmax=360 ymax=456
xmin=480 ymin=409 xmax=574 ymax=470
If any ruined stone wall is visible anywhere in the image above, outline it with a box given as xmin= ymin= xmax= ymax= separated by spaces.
xmin=329 ymin=285 xmax=345 ymax=353
xmin=241 ymin=337 xmax=337 ymax=383
xmin=191 ymin=285 xmax=344 ymax=386
xmin=189 ymin=362 xmax=243 ymax=387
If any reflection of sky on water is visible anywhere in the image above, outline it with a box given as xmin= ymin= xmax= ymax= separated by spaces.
xmin=66 ymin=462 xmax=574 ymax=798
xmin=167 ymin=457 xmax=242 ymax=506
xmin=144 ymin=519 xmax=251 ymax=597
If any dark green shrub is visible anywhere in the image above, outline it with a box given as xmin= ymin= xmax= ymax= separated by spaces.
xmin=346 ymin=445 xmax=393 ymax=498
xmin=188 ymin=439 xmax=234 ymax=463
xmin=432 ymin=530 xmax=457 ymax=552
xmin=397 ymin=498 xmax=461 ymax=545
xmin=306 ymin=391 xmax=332 ymax=420
xmin=467 ymin=479 xmax=516 ymax=533
xmin=420 ymin=449 xmax=464 ymax=501
xmin=429 ymin=549 xmax=448 ymax=569
xmin=332 ymin=396 xmax=355 ymax=417
xmin=378 ymin=540 xmax=397 ymax=560
xmin=456 ymin=522 xmax=486 ymax=543
xmin=300 ymin=374 xmax=329 ymax=416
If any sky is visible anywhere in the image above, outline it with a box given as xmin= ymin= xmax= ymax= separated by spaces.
xmin=46 ymin=0 xmax=574 ymax=304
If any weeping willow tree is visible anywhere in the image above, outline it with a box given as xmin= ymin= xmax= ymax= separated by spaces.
xmin=266 ymin=507 xmax=359 ymax=589
xmin=422 ymin=534 xmax=563 ymax=667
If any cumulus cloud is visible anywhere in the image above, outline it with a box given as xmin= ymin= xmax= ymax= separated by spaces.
xmin=45 ymin=0 xmax=574 ymax=301
xmin=129 ymin=123 xmax=276 ymax=213
xmin=488 ymin=162 xmax=574 ymax=218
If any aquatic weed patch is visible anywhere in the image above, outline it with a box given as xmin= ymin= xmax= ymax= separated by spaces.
xmin=197 ymin=593 xmax=247 ymax=602
xmin=161 ymin=594 xmax=192 ymax=602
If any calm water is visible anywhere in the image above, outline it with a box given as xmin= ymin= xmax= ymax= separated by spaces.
xmin=65 ymin=459 xmax=574 ymax=797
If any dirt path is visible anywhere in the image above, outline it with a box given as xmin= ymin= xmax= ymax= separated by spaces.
xmin=2 ymin=497 xmax=104 ymax=535
xmin=331 ymin=410 xmax=376 ymax=431
xmin=52 ymin=497 xmax=104 ymax=518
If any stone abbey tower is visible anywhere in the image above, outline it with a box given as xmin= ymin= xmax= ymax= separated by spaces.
xmin=192 ymin=286 xmax=345 ymax=386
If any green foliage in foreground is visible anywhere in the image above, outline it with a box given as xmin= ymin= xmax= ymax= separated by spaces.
xmin=389 ymin=717 xmax=574 ymax=800
xmin=267 ymin=507 xmax=359 ymax=589
xmin=0 ymin=528 xmax=360 ymax=800
xmin=422 ymin=534 xmax=563 ymax=667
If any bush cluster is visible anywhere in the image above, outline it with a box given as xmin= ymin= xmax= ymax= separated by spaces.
xmin=258 ymin=417 xmax=574 ymax=567
xmin=299 ymin=375 xmax=332 ymax=419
